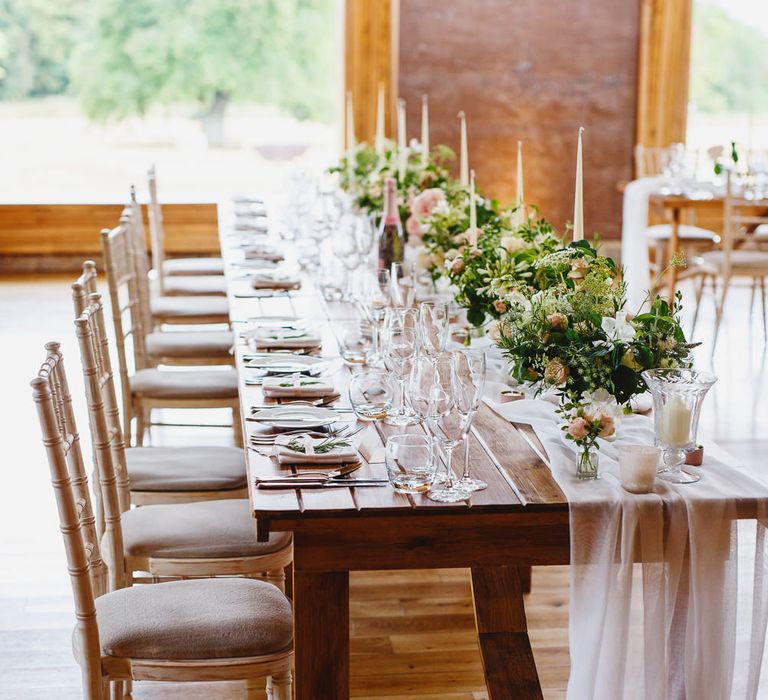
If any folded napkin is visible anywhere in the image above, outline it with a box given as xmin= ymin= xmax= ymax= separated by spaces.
xmin=248 ymin=326 xmax=322 ymax=349
xmin=243 ymin=246 xmax=284 ymax=262
xmin=250 ymin=272 xmax=300 ymax=290
xmin=273 ymin=433 xmax=359 ymax=465
xmin=235 ymin=220 xmax=268 ymax=232
xmin=262 ymin=374 xmax=335 ymax=398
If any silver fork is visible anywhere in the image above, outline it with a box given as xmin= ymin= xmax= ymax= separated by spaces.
xmin=249 ymin=425 xmax=363 ymax=445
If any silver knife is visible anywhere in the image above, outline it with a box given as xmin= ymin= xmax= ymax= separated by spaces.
xmin=256 ymin=480 xmax=387 ymax=490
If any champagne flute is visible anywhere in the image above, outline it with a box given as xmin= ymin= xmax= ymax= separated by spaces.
xmin=381 ymin=308 xmax=419 ymax=426
xmin=426 ymin=353 xmax=469 ymax=503
xmin=390 ymin=261 xmax=416 ymax=309
xmin=418 ymin=300 xmax=450 ymax=360
xmin=453 ymin=349 xmax=488 ymax=492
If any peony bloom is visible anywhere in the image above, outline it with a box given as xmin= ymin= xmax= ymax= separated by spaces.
xmin=568 ymin=257 xmax=590 ymax=281
xmin=596 ymin=413 xmax=616 ymax=438
xmin=568 ymin=417 xmax=589 ymax=440
xmin=410 ymin=188 xmax=446 ymax=220
xmin=601 ymin=312 xmax=636 ymax=344
xmin=493 ymin=299 xmax=508 ymax=314
xmin=450 ymin=257 xmax=465 ymax=275
xmin=500 ymin=235 xmax=526 ymax=254
xmin=544 ymin=358 xmax=569 ymax=385
xmin=405 ymin=215 xmax=423 ymax=239
xmin=547 ymin=313 xmax=568 ymax=330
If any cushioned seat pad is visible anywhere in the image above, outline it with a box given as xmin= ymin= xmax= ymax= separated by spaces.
xmin=130 ymin=368 xmax=238 ymax=399
xmin=93 ymin=578 xmax=293 ymax=659
xmin=646 ymin=224 xmax=719 ymax=241
xmin=126 ymin=446 xmax=246 ymax=492
xmin=150 ymin=295 xmax=229 ymax=321
xmin=120 ymin=499 xmax=291 ymax=558
xmin=145 ymin=331 xmax=234 ymax=358
xmin=164 ymin=257 xmax=225 ymax=276
xmin=699 ymin=249 xmax=768 ymax=268
xmin=163 ymin=275 xmax=227 ymax=296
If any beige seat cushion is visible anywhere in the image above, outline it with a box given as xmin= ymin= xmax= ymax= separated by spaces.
xmin=126 ymin=446 xmax=246 ymax=492
xmin=163 ymin=275 xmax=227 ymax=297
xmin=93 ymin=578 xmax=292 ymax=659
xmin=699 ymin=249 xmax=768 ymax=269
xmin=164 ymin=257 xmax=225 ymax=276
xmin=150 ymin=295 xmax=229 ymax=322
xmin=646 ymin=224 xmax=719 ymax=241
xmin=130 ymin=368 xmax=238 ymax=400
xmin=120 ymin=499 xmax=291 ymax=559
xmin=145 ymin=331 xmax=234 ymax=359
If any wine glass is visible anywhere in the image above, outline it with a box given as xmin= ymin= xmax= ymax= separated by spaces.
xmin=381 ymin=308 xmax=419 ymax=426
xmin=426 ymin=353 xmax=469 ymax=503
xmin=390 ymin=261 xmax=416 ymax=309
xmin=418 ymin=301 xmax=450 ymax=360
xmin=453 ymin=349 xmax=487 ymax=492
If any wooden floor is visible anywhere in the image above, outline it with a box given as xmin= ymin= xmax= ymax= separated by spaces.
xmin=1 ymin=273 xmax=766 ymax=699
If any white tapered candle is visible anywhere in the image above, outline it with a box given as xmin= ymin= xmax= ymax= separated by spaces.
xmin=511 ymin=140 xmax=525 ymax=228
xmin=469 ymin=169 xmax=477 ymax=243
xmin=421 ymin=95 xmax=430 ymax=167
xmin=573 ymin=127 xmax=584 ymax=241
xmin=375 ymin=84 xmax=385 ymax=155
xmin=459 ymin=111 xmax=469 ymax=186
xmin=397 ymin=99 xmax=407 ymax=180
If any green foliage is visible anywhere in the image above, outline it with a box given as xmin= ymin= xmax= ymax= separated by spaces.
xmin=690 ymin=2 xmax=768 ymax=114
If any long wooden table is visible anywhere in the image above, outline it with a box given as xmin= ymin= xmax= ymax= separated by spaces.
xmin=219 ymin=207 xmax=570 ymax=699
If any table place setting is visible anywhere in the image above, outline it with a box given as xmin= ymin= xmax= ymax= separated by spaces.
xmin=248 ymin=270 xmax=302 ymax=291
xmin=261 ymin=373 xmax=337 ymax=398
xmin=243 ymin=325 xmax=322 ymax=351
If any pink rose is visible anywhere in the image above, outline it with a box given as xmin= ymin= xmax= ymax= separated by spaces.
xmin=493 ymin=299 xmax=508 ymax=314
xmin=597 ymin=413 xmax=616 ymax=438
xmin=568 ymin=417 xmax=589 ymax=440
xmin=410 ymin=188 xmax=445 ymax=219
xmin=406 ymin=215 xmax=423 ymax=239
xmin=450 ymin=257 xmax=465 ymax=275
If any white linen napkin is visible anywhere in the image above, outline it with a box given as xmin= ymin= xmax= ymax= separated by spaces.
xmin=248 ymin=326 xmax=321 ymax=349
xmin=272 ymin=433 xmax=359 ymax=465
xmin=235 ymin=219 xmax=268 ymax=232
xmin=243 ymin=246 xmax=284 ymax=262
xmin=250 ymin=271 xmax=300 ymax=290
xmin=262 ymin=374 xmax=335 ymax=398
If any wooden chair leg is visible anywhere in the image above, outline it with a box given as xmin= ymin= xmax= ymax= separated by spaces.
xmin=712 ymin=274 xmax=732 ymax=354
xmin=269 ymin=672 xmax=292 ymax=700
xmin=123 ymin=400 xmax=134 ymax=447
xmin=232 ymin=405 xmax=244 ymax=447
xmin=690 ymin=273 xmax=707 ymax=339
xmin=135 ymin=407 xmax=147 ymax=447
xmin=245 ymin=678 xmax=262 ymax=699
xmin=123 ymin=679 xmax=133 ymax=699
xmin=111 ymin=680 xmax=124 ymax=700
xmin=266 ymin=568 xmax=286 ymax=593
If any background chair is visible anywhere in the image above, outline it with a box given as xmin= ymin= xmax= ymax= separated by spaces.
xmin=31 ymin=344 xmax=293 ymax=700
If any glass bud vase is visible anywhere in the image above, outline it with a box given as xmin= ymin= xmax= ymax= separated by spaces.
xmin=576 ymin=446 xmax=599 ymax=480
xmin=641 ymin=368 xmax=717 ymax=484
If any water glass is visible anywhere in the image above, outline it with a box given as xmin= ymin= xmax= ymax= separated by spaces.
xmin=333 ymin=318 xmax=373 ymax=366
xmin=385 ymin=434 xmax=436 ymax=493
xmin=349 ymin=369 xmax=395 ymax=421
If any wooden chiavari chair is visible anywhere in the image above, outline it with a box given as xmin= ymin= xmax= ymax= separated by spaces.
xmin=72 ymin=285 xmax=247 ymax=513
xmin=691 ymin=170 xmax=768 ymax=346
xmin=100 ymin=213 xmax=242 ymax=446
xmin=31 ymin=344 xmax=293 ymax=700
xmin=147 ymin=166 xmax=227 ymax=296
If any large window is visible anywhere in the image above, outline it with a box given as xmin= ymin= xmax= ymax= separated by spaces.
xmin=687 ymin=0 xmax=768 ymax=169
xmin=0 ymin=0 xmax=342 ymax=201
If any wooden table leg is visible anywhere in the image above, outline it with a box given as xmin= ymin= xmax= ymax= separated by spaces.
xmin=666 ymin=207 xmax=682 ymax=303
xmin=293 ymin=567 xmax=350 ymax=700
xmin=471 ymin=565 xmax=543 ymax=700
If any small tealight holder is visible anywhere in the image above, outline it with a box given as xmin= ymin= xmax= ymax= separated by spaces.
xmin=617 ymin=444 xmax=660 ymax=494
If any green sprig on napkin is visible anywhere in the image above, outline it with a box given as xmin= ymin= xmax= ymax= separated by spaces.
xmin=287 ymin=437 xmax=351 ymax=454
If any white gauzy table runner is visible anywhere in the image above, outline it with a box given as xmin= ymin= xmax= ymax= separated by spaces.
xmin=483 ymin=389 xmax=768 ymax=700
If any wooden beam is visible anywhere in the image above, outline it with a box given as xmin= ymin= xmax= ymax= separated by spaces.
xmin=344 ymin=0 xmax=399 ymax=148
xmin=636 ymin=0 xmax=693 ymax=154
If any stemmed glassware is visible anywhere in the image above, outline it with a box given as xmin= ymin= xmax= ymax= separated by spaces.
xmin=381 ymin=308 xmax=419 ymax=425
xmin=390 ymin=261 xmax=416 ymax=309
xmin=453 ymin=349 xmax=487 ymax=492
xmin=417 ymin=301 xmax=450 ymax=361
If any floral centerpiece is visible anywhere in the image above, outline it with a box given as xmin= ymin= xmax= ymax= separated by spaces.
xmin=492 ymin=241 xmax=694 ymax=474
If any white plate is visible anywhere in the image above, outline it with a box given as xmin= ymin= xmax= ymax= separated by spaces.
xmin=250 ymin=405 xmax=342 ymax=428
xmin=244 ymin=353 xmax=325 ymax=374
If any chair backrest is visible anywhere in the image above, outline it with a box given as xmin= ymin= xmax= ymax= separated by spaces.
xmin=31 ymin=343 xmax=108 ymax=698
xmin=128 ymin=186 xmax=155 ymax=335
xmin=147 ymin=165 xmax=167 ymax=290
xmin=634 ymin=144 xmax=672 ymax=178
xmin=73 ymin=261 xmax=99 ymax=317
xmin=723 ymin=170 xmax=768 ymax=278
xmin=100 ymin=211 xmax=150 ymax=410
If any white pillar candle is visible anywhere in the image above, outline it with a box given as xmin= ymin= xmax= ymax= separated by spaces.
xmin=397 ymin=98 xmax=407 ymax=181
xmin=469 ymin=169 xmax=478 ymax=243
xmin=375 ymin=83 xmax=385 ymax=156
xmin=346 ymin=91 xmax=355 ymax=151
xmin=573 ymin=127 xmax=584 ymax=241
xmin=511 ymin=140 xmax=525 ymax=228
xmin=660 ymin=395 xmax=692 ymax=448
xmin=458 ymin=111 xmax=469 ymax=186
xmin=421 ymin=94 xmax=430 ymax=167
xmin=618 ymin=444 xmax=660 ymax=494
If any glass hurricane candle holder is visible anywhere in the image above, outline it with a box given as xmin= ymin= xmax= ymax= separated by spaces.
xmin=641 ymin=368 xmax=717 ymax=484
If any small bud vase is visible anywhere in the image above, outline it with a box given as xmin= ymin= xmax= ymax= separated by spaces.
xmin=576 ymin=446 xmax=599 ymax=480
